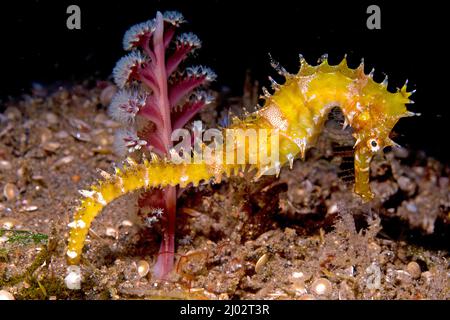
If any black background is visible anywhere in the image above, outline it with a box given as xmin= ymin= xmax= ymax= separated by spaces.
xmin=0 ymin=0 xmax=448 ymax=161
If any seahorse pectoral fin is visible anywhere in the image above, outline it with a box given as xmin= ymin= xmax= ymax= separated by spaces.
xmin=353 ymin=147 xmax=374 ymax=202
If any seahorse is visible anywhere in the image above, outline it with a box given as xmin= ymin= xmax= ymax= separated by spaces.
xmin=66 ymin=55 xmax=415 ymax=266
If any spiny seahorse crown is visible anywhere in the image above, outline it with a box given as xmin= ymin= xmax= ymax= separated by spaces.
xmin=261 ymin=54 xmax=414 ymax=157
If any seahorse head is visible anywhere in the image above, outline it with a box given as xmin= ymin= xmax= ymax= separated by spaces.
xmin=351 ymin=80 xmax=415 ymax=156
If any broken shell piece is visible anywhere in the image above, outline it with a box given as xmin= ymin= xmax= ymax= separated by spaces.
xmin=310 ymin=278 xmax=332 ymax=296
xmin=45 ymin=112 xmax=59 ymax=124
xmin=3 ymin=183 xmax=19 ymax=201
xmin=121 ymin=220 xmax=133 ymax=227
xmin=53 ymin=156 xmax=74 ymax=168
xmin=43 ymin=141 xmax=61 ymax=152
xmin=100 ymin=85 xmax=118 ymax=107
xmin=0 ymin=290 xmax=15 ymax=300
xmin=406 ymin=261 xmax=421 ymax=279
xmin=105 ymin=227 xmax=118 ymax=239
xmin=0 ymin=217 xmax=21 ymax=229
xmin=0 ymin=160 xmax=12 ymax=171
xmin=71 ymin=131 xmax=92 ymax=142
xmin=23 ymin=205 xmax=38 ymax=212
xmin=298 ymin=294 xmax=315 ymax=300
xmin=65 ymin=265 xmax=82 ymax=290
xmin=137 ymin=260 xmax=150 ymax=278
xmin=255 ymin=253 xmax=269 ymax=273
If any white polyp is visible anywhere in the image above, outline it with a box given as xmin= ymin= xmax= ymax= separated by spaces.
xmin=108 ymin=89 xmax=147 ymax=124
xmin=113 ymin=51 xmax=147 ymax=88
xmin=152 ymin=208 xmax=164 ymax=218
xmin=185 ymin=65 xmax=217 ymax=81
xmin=65 ymin=265 xmax=82 ymax=290
xmin=123 ymin=20 xmax=155 ymax=50
xmin=163 ymin=11 xmax=185 ymax=26
xmin=114 ymin=129 xmax=147 ymax=156
xmin=176 ymin=32 xmax=201 ymax=49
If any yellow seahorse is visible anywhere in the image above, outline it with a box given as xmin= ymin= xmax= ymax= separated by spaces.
xmin=66 ymin=55 xmax=415 ymax=266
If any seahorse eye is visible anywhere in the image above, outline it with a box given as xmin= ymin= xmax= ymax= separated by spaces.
xmin=367 ymin=138 xmax=380 ymax=152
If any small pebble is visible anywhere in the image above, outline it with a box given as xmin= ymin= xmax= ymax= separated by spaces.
xmin=298 ymin=294 xmax=315 ymax=300
xmin=406 ymin=261 xmax=421 ymax=279
xmin=40 ymin=128 xmax=53 ymax=143
xmin=327 ymin=203 xmax=339 ymax=214
xmin=3 ymin=183 xmax=19 ymax=201
xmin=94 ymin=113 xmax=109 ymax=124
xmin=45 ymin=112 xmax=59 ymax=125
xmin=69 ymin=118 xmax=91 ymax=131
xmin=0 ymin=290 xmax=15 ymax=300
xmin=71 ymin=175 xmax=81 ymax=183
xmin=55 ymin=130 xmax=69 ymax=139
xmin=105 ymin=227 xmax=118 ymax=239
xmin=137 ymin=260 xmax=150 ymax=278
xmin=182 ymin=208 xmax=202 ymax=217
xmin=395 ymin=270 xmax=412 ymax=284
xmin=103 ymin=119 xmax=121 ymax=129
xmin=292 ymin=271 xmax=305 ymax=280
xmin=4 ymin=107 xmax=21 ymax=121
xmin=0 ymin=160 xmax=12 ymax=171
xmin=292 ymin=282 xmax=307 ymax=295
xmin=366 ymin=263 xmax=382 ymax=289
xmin=53 ymin=156 xmax=74 ymax=168
xmin=338 ymin=281 xmax=355 ymax=300
xmin=42 ymin=141 xmax=61 ymax=152
xmin=397 ymin=176 xmax=415 ymax=194
xmin=0 ymin=217 xmax=21 ymax=229
xmin=100 ymin=85 xmax=117 ymax=106
xmin=23 ymin=205 xmax=38 ymax=212
xmin=121 ymin=220 xmax=133 ymax=227
xmin=92 ymin=130 xmax=112 ymax=147
xmin=421 ymin=271 xmax=433 ymax=284
xmin=310 ymin=278 xmax=332 ymax=296
xmin=71 ymin=131 xmax=92 ymax=142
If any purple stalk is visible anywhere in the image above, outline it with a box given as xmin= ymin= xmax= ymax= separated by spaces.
xmin=109 ymin=10 xmax=216 ymax=279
